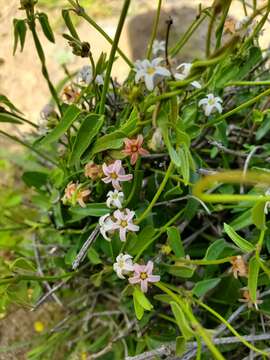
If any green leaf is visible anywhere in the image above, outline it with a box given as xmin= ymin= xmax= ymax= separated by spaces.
xmin=62 ymin=9 xmax=80 ymax=40
xmin=0 ymin=95 xmax=22 ymax=114
xmin=178 ymin=144 xmax=190 ymax=185
xmin=0 ymin=112 xmax=23 ymax=124
xmin=126 ymin=225 xmax=156 ymax=256
xmin=65 ymin=246 xmax=77 ymax=265
xmin=167 ymin=226 xmax=185 ymax=258
xmin=69 ymin=203 xmax=108 ymax=220
xmin=164 ymin=264 xmax=194 ymax=278
xmin=87 ymin=247 xmax=102 ymax=265
xmin=229 ymin=209 xmax=252 ymax=231
xmin=13 ymin=19 xmax=27 ymax=55
xmin=38 ymin=13 xmax=55 ymax=43
xmin=39 ymin=105 xmax=81 ymax=146
xmin=87 ymin=131 xmax=125 ymax=158
xmin=192 ymin=278 xmax=221 ymax=297
xmin=176 ymin=336 xmax=186 ymax=356
xmin=248 ymin=256 xmax=260 ymax=303
xmin=205 ymin=239 xmax=228 ymax=260
xmin=133 ymin=287 xmax=153 ymax=311
xmin=133 ymin=292 xmax=144 ymax=320
xmin=22 ymin=171 xmax=48 ymax=189
xmin=251 ymin=201 xmax=265 ymax=230
xmin=69 ymin=114 xmax=104 ymax=165
xmin=170 ymin=301 xmax=194 ymax=340
xmin=224 ymin=223 xmax=255 ymax=253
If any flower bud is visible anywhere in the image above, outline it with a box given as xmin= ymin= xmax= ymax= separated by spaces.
xmin=84 ymin=162 xmax=103 ymax=180
xmin=148 ymin=128 xmax=164 ymax=152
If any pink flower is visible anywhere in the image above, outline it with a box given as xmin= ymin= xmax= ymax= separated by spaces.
xmin=113 ymin=209 xmax=139 ymax=241
xmin=129 ymin=261 xmax=160 ymax=293
xmin=102 ymin=160 xmax=133 ymax=190
xmin=122 ymin=134 xmax=149 ymax=165
xmin=62 ymin=182 xmax=91 ymax=208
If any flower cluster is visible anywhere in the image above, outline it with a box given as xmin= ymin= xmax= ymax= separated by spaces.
xmin=113 ymin=254 xmax=160 ymax=293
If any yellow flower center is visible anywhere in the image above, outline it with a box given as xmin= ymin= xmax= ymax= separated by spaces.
xmin=131 ymin=145 xmax=138 ymax=152
xmin=111 ymin=172 xmax=118 ymax=179
xmin=140 ymin=272 xmax=148 ymax=280
xmin=120 ymin=220 xmax=128 ymax=228
xmin=146 ymin=67 xmax=155 ymax=75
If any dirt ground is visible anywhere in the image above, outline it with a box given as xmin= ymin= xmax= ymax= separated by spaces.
xmin=1 ymin=0 xmax=270 ymax=358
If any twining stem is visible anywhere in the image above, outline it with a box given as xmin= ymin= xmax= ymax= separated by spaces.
xmin=99 ymin=0 xmax=131 ymax=115
xmin=225 ymin=80 xmax=270 ymax=86
xmin=0 ymin=130 xmax=57 ymax=166
xmin=136 ymin=161 xmax=174 ymax=224
xmin=196 ymin=299 xmax=270 ymax=356
xmin=176 ymin=256 xmax=233 ymax=266
xmin=67 ymin=0 xmax=132 ymax=68
xmin=155 ymin=282 xmax=225 ymax=360
xmin=169 ymin=10 xmax=208 ymax=57
xmin=193 ymin=170 xmax=270 ymax=203
xmin=26 ymin=9 xmax=62 ymax=115
xmin=146 ymin=0 xmax=162 ymax=59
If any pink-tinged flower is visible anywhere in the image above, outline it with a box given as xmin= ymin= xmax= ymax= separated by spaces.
xmin=84 ymin=162 xmax=103 ymax=180
xmin=62 ymin=182 xmax=91 ymax=208
xmin=113 ymin=209 xmax=139 ymax=242
xmin=122 ymin=134 xmax=149 ymax=165
xmin=129 ymin=261 xmax=160 ymax=293
xmin=102 ymin=160 xmax=133 ymax=190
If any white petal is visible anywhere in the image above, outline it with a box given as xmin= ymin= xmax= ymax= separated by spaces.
xmin=191 ymin=81 xmax=201 ymax=89
xmin=155 ymin=67 xmax=171 ymax=77
xmin=144 ymin=74 xmax=155 ymax=91
xmin=215 ymin=103 xmax=223 ymax=114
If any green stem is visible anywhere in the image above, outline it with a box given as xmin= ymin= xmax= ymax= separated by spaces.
xmin=26 ymin=10 xmax=62 ymax=115
xmin=196 ymin=299 xmax=269 ymax=356
xmin=143 ymin=89 xmax=183 ymax=112
xmin=155 ymin=282 xmax=225 ymax=360
xmin=225 ymin=80 xmax=270 ymax=86
xmin=68 ymin=0 xmax=132 ymax=68
xmin=169 ymin=11 xmax=209 ymax=57
xmin=134 ymin=209 xmax=184 ymax=261
xmin=99 ymin=0 xmax=131 ymax=115
xmin=176 ymin=256 xmax=233 ymax=266
xmin=0 ymin=130 xmax=57 ymax=166
xmin=136 ymin=161 xmax=174 ymax=223
xmin=146 ymin=0 xmax=162 ymax=59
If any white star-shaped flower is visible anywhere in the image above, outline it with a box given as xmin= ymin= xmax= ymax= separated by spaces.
xmin=113 ymin=253 xmax=134 ymax=279
xmin=198 ymin=94 xmax=223 ymax=116
xmin=106 ymin=190 xmax=124 ymax=209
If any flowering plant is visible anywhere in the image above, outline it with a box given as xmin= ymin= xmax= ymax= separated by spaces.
xmin=2 ymin=0 xmax=270 ymax=359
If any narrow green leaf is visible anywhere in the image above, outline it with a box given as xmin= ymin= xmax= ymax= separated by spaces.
xmin=13 ymin=19 xmax=27 ymax=55
xmin=224 ymin=223 xmax=255 ymax=253
xmin=176 ymin=336 xmax=186 ymax=356
xmin=170 ymin=301 xmax=194 ymax=340
xmin=87 ymin=131 xmax=125 ymax=157
xmin=126 ymin=225 xmax=156 ymax=255
xmin=167 ymin=226 xmax=185 ymax=258
xmin=252 ymin=201 xmax=265 ymax=230
xmin=205 ymin=239 xmax=228 ymax=260
xmin=0 ymin=95 xmax=22 ymax=114
xmin=133 ymin=287 xmax=153 ymax=311
xmin=62 ymin=9 xmax=80 ymax=40
xmin=178 ymin=144 xmax=190 ymax=185
xmin=133 ymin=292 xmax=144 ymax=320
xmin=39 ymin=105 xmax=81 ymax=146
xmin=69 ymin=203 xmax=108 ymax=219
xmin=248 ymin=256 xmax=260 ymax=302
xmin=87 ymin=247 xmax=102 ymax=265
xmin=38 ymin=13 xmax=55 ymax=43
xmin=192 ymin=278 xmax=221 ymax=297
xmin=69 ymin=114 xmax=104 ymax=165
xmin=0 ymin=112 xmax=22 ymax=124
